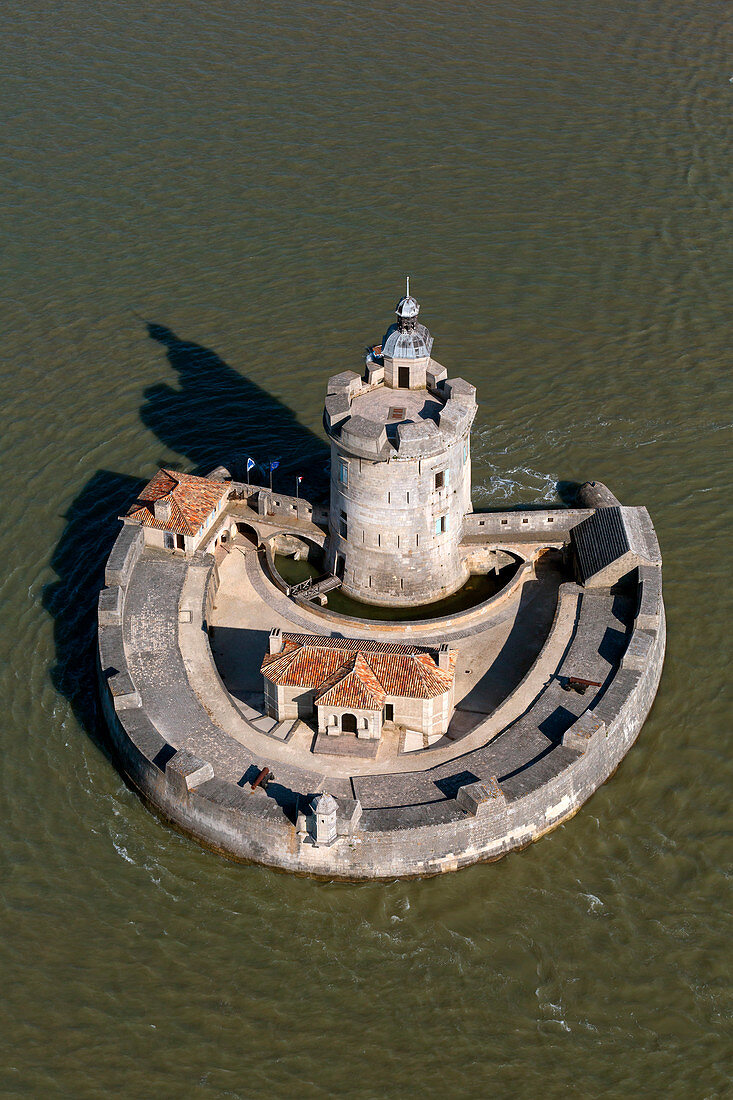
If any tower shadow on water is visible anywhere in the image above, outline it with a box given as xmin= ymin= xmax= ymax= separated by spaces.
xmin=142 ymin=323 xmax=330 ymax=495
xmin=44 ymin=322 xmax=331 ymax=759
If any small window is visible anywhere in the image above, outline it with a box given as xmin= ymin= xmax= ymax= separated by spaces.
xmin=384 ymin=703 xmax=394 ymax=722
xmin=435 ymin=515 xmax=447 ymax=535
xmin=522 ymin=517 xmax=528 ymax=524
xmin=396 ymin=534 xmax=400 ymax=548
xmin=501 ymin=518 xmax=508 ymax=526
xmin=435 ymin=470 xmax=445 ymax=490
xmin=416 ymin=533 xmax=419 ymax=546
xmin=547 ymin=516 xmax=554 ymax=523
xmin=387 ymin=492 xmax=391 ymax=503
xmin=479 ymin=520 xmax=485 ymax=527
xmin=400 ymin=578 xmax=404 ymax=590
xmin=164 ymin=532 xmax=174 ymax=550
xmin=406 ymin=491 xmax=410 ymax=504
xmin=339 ymin=460 xmax=348 ymax=486
xmin=377 ymin=533 xmax=381 ymax=547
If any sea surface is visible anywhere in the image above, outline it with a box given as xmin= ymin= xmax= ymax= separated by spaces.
xmin=1 ymin=2 xmax=730 ymax=1096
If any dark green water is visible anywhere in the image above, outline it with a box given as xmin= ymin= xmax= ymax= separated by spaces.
xmin=274 ymin=554 xmax=518 ymax=619
xmin=1 ymin=2 xmax=730 ymax=1096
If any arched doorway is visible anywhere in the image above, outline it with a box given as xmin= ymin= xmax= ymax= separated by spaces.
xmin=341 ymin=713 xmax=357 ymax=734
xmin=235 ymin=521 xmax=259 ymax=548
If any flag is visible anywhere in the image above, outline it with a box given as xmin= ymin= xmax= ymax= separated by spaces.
xmin=269 ymin=460 xmax=280 ymax=471
xmin=296 ymin=475 xmax=303 ymax=483
xmin=246 ymin=457 xmax=255 ymax=472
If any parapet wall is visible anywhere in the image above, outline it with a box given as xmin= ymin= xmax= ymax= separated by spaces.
xmin=462 ymin=508 xmax=593 ymax=542
xmin=324 ymin=372 xmax=476 ymax=462
xmin=96 ymin=514 xmax=666 ymax=879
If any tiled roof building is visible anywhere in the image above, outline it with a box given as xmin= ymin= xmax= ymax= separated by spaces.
xmin=122 ymin=469 xmax=229 ymax=554
xmin=261 ymin=631 xmax=456 ymax=742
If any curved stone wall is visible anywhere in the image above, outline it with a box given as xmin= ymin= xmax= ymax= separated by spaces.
xmin=324 ymin=366 xmax=476 ymax=606
xmin=327 ymin=431 xmax=473 ymax=606
xmin=96 ymin=520 xmax=666 ymax=880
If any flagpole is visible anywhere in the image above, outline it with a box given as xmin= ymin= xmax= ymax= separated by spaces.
xmin=269 ymin=463 xmax=273 ymax=493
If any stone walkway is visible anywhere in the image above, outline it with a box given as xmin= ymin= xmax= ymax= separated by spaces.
xmin=120 ymin=538 xmax=635 ymax=809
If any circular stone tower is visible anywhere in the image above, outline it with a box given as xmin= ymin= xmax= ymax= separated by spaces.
xmin=323 ymin=288 xmax=477 ymax=607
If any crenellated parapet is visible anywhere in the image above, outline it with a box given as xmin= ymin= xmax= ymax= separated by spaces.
xmin=324 ymin=365 xmax=476 ymax=462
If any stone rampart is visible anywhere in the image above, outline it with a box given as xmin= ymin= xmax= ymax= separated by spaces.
xmin=96 ymin=517 xmax=666 ymax=879
xmin=462 ymin=508 xmax=593 ymax=542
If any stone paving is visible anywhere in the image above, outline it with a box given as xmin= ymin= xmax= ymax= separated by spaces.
xmin=101 ymin=505 xmax=665 ymax=876
xmin=206 ymin=540 xmax=571 ymax=775
xmin=120 ymin=533 xmax=641 ymax=819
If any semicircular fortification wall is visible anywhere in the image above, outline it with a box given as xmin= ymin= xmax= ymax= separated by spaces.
xmin=96 ymin=521 xmax=666 ymax=880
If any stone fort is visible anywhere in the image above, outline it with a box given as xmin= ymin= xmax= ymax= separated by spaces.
xmin=96 ymin=284 xmax=666 ymax=878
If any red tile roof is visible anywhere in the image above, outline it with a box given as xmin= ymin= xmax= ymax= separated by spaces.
xmin=261 ymin=633 xmax=455 ymax=708
xmin=315 ymin=653 xmax=386 ymax=710
xmin=122 ymin=469 xmax=228 ymax=536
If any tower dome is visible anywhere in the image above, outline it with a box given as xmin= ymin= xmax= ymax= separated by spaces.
xmin=395 ymin=293 xmax=420 ymax=321
xmin=381 ymin=323 xmax=434 ymax=360
xmin=382 ymin=278 xmax=434 ymax=360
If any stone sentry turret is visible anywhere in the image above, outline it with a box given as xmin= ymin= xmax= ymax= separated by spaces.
xmin=323 ymin=285 xmax=477 ymax=606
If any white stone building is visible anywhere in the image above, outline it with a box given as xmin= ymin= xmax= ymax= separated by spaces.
xmin=121 ymin=468 xmax=229 ymax=556
xmin=261 ymin=630 xmax=456 ymax=739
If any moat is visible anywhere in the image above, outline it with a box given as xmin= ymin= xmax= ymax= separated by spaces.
xmin=272 ymin=553 xmax=519 ymax=621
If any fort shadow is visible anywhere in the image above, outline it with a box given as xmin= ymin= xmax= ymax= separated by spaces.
xmin=43 ymin=469 xmax=146 ymax=758
xmin=142 ymin=323 xmax=330 ymax=497
xmin=44 ymin=322 xmax=332 ymax=759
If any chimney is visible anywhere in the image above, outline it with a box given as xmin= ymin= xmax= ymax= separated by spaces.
xmin=154 ymin=496 xmax=172 ymax=524
xmin=438 ymin=643 xmax=451 ymax=670
xmin=269 ymin=628 xmax=283 ymax=655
